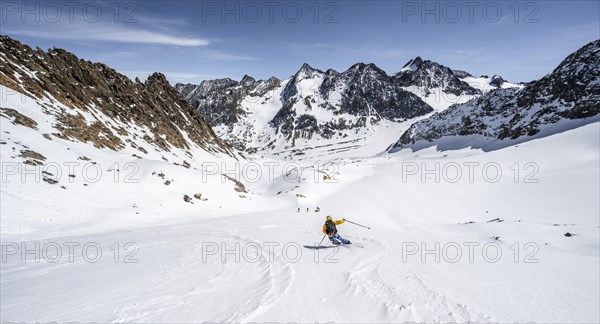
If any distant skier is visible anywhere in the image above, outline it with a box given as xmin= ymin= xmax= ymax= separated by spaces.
xmin=322 ymin=216 xmax=351 ymax=245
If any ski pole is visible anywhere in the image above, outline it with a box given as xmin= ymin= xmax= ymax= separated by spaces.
xmin=344 ymin=219 xmax=371 ymax=229
xmin=316 ymin=235 xmax=326 ymax=249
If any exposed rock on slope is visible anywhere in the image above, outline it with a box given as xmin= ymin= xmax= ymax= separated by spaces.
xmin=0 ymin=35 xmax=233 ymax=156
xmin=394 ymin=56 xmax=480 ymax=97
xmin=393 ymin=56 xmax=522 ymax=111
xmin=391 ymin=39 xmax=600 ymax=151
xmin=270 ymin=62 xmax=432 ymax=141
xmin=176 ymin=76 xmax=282 ymax=127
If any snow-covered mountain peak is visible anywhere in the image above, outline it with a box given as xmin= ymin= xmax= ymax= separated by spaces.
xmin=395 ymin=56 xmax=478 ymax=94
xmin=325 ymin=68 xmax=339 ymax=76
xmin=398 ymin=56 xmax=424 ymax=73
xmin=240 ymin=74 xmax=257 ymax=87
xmin=394 ymin=56 xmax=522 ymax=111
xmin=294 ymin=63 xmax=324 ymax=80
xmin=178 ymin=61 xmax=433 ymax=158
xmin=392 ymin=39 xmax=600 ymax=152
xmin=344 ymin=62 xmax=387 ymax=78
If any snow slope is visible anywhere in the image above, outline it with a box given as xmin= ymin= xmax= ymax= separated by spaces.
xmin=1 ymin=36 xmax=598 ymax=324
xmin=2 ymin=94 xmax=598 ymax=322
xmin=0 ymin=85 xmax=288 ymax=239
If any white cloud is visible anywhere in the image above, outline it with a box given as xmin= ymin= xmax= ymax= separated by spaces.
xmin=6 ymin=26 xmax=209 ymax=47
xmin=454 ymin=47 xmax=486 ymax=56
xmin=3 ymin=10 xmax=209 ymax=47
xmin=197 ymin=51 xmax=257 ymax=62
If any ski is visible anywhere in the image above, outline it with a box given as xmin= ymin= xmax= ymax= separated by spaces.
xmin=302 ymin=245 xmax=336 ymax=250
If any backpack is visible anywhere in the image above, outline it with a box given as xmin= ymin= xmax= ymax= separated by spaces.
xmin=325 ymin=220 xmax=337 ymax=235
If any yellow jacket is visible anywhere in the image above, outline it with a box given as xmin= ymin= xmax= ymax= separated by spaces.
xmin=323 ymin=219 xmax=345 ymax=235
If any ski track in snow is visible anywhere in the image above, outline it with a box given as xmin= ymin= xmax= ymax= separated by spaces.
xmin=223 ymin=233 xmax=294 ymax=323
xmin=110 ymin=229 xmax=293 ymax=323
xmin=402 ymin=270 xmax=493 ymax=322
xmin=344 ymin=235 xmax=493 ymax=322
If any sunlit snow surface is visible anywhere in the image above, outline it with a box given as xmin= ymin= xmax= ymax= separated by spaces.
xmin=1 ymin=85 xmax=599 ymax=323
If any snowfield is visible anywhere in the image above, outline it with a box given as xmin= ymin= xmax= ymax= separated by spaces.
xmin=1 ymin=84 xmax=599 ymax=322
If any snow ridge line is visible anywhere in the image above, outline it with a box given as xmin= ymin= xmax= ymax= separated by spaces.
xmin=344 ymin=236 xmax=410 ymax=316
xmin=403 ymin=270 xmax=494 ymax=322
xmin=225 ymin=233 xmax=294 ymax=322
xmin=343 ymin=236 xmax=494 ymax=322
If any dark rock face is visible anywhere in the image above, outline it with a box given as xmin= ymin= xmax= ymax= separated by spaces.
xmin=394 ymin=56 xmax=480 ymax=96
xmin=452 ymin=70 xmax=474 ymax=79
xmin=294 ymin=114 xmax=320 ymax=139
xmin=0 ymin=35 xmax=232 ymax=155
xmin=253 ymin=76 xmax=282 ymax=97
xmin=392 ymin=39 xmax=600 ymax=150
xmin=176 ymin=78 xmax=244 ymax=126
xmin=489 ymin=75 xmax=506 ymax=88
xmin=322 ymin=63 xmax=433 ymax=120
xmin=516 ymin=41 xmax=600 ymax=119
xmin=176 ymin=76 xmax=282 ymax=127
xmin=270 ymin=98 xmax=298 ymax=137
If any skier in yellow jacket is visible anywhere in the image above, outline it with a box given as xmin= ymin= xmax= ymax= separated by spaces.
xmin=323 ymin=216 xmax=351 ymax=245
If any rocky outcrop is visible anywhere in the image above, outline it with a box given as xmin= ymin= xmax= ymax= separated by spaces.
xmin=394 ymin=56 xmax=480 ymax=96
xmin=176 ymin=76 xmax=282 ymax=127
xmin=489 ymin=75 xmax=506 ymax=88
xmin=0 ymin=108 xmax=38 ymax=129
xmin=0 ymin=35 xmax=232 ymax=155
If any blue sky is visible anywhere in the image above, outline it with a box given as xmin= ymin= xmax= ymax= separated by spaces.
xmin=1 ymin=0 xmax=598 ymax=84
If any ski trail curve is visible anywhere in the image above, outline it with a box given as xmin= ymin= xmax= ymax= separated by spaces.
xmin=113 ymin=230 xmax=293 ymax=323
xmin=344 ymin=236 xmax=411 ymax=317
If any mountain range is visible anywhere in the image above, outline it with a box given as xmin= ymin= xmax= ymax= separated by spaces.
xmin=175 ymin=54 xmax=522 ymax=157
xmin=1 ymin=34 xmax=599 ymax=324
xmin=392 ymin=39 xmax=600 ymax=152
xmin=1 ymin=35 xmax=598 ymax=162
